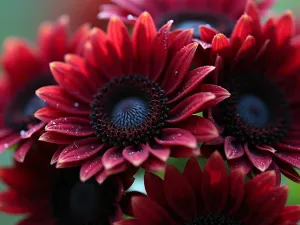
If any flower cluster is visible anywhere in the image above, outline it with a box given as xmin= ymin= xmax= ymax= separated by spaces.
xmin=0 ymin=0 xmax=300 ymax=224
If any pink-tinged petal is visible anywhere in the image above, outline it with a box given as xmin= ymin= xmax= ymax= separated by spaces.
xmin=170 ymin=146 xmax=200 ymax=158
xmin=244 ymin=144 xmax=272 ymax=172
xmin=226 ymin=169 xmax=244 ymax=215
xmin=164 ymin=165 xmax=197 ymax=220
xmin=268 ymin=161 xmax=282 ymax=186
xmin=276 ymin=11 xmax=294 ymax=47
xmin=200 ymin=26 xmax=218 ymax=43
xmin=50 ymin=147 xmax=64 ymax=165
xmin=274 ymin=151 xmax=300 ymax=169
xmin=276 ymin=160 xmax=300 ymax=183
xmin=80 ymin=155 xmax=104 ymax=182
xmin=0 ymin=129 xmax=14 ymax=139
xmin=144 ymin=142 xmax=170 ymax=162
xmin=224 ymin=136 xmax=244 ymax=160
xmin=177 ymin=116 xmax=219 ymax=142
xmin=122 ymin=145 xmax=150 ymax=167
xmin=183 ymin=157 xmax=203 ymax=208
xmin=163 ymin=43 xmax=199 ymax=95
xmin=228 ymin=157 xmax=253 ymax=174
xmin=36 ymin=86 xmax=90 ymax=115
xmin=107 ymin=17 xmax=133 ymax=75
xmin=132 ymin=12 xmax=156 ymax=76
xmin=0 ymin=133 xmax=22 ymax=154
xmin=58 ymin=138 xmax=103 ymax=163
xmin=230 ymin=14 xmax=253 ymax=45
xmin=168 ymin=66 xmax=215 ymax=104
xmin=150 ymin=20 xmax=173 ymax=81
xmin=155 ymin=128 xmax=197 ymax=149
xmin=102 ymin=146 xmax=125 ymax=170
xmin=105 ymin=161 xmax=130 ymax=177
xmin=202 ymin=151 xmax=228 ymax=213
xmin=142 ymin=156 xmax=166 ymax=172
xmin=132 ymin=196 xmax=176 ymax=225
xmin=19 ymin=122 xmax=46 ymax=139
xmin=144 ymin=172 xmax=167 ymax=207
xmin=167 ymin=92 xmax=216 ymax=123
xmin=14 ymin=139 xmax=34 ymax=163
xmin=35 ymin=107 xmax=69 ymax=122
xmin=39 ymin=131 xmax=78 ymax=144
xmin=49 ymin=62 xmax=96 ymax=103
xmin=169 ymin=29 xmax=194 ymax=53
xmin=45 ymin=117 xmax=94 ymax=137
xmin=196 ymin=84 xmax=231 ymax=109
xmin=256 ymin=145 xmax=276 ymax=153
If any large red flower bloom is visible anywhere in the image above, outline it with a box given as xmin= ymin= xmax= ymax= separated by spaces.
xmin=35 ymin=13 xmax=229 ymax=183
xmin=98 ymin=0 xmax=274 ymax=37
xmin=0 ymin=16 xmax=90 ymax=162
xmin=116 ymin=152 xmax=300 ymax=225
xmin=197 ymin=2 xmax=300 ymax=183
xmin=0 ymin=147 xmax=135 ymax=225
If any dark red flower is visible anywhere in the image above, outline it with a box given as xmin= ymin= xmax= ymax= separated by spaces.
xmin=98 ymin=0 xmax=274 ymax=38
xmin=197 ymin=2 xmax=300 ymax=183
xmin=116 ymin=152 xmax=300 ymax=225
xmin=0 ymin=146 xmax=134 ymax=225
xmin=0 ymin=16 xmax=90 ymax=162
xmin=35 ymin=13 xmax=229 ymax=183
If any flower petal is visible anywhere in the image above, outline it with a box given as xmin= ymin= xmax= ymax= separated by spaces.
xmin=80 ymin=154 xmax=104 ymax=182
xmin=122 ymin=145 xmax=150 ymax=167
xmin=14 ymin=139 xmax=34 ymax=163
xmin=244 ymin=144 xmax=272 ymax=172
xmin=102 ymin=146 xmax=125 ymax=170
xmin=224 ymin=136 xmax=245 ymax=160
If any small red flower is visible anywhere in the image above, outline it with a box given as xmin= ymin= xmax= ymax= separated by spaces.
xmin=0 ymin=147 xmax=134 ymax=225
xmin=36 ymin=13 xmax=229 ymax=183
xmin=116 ymin=152 xmax=300 ymax=225
xmin=197 ymin=2 xmax=300 ymax=183
xmin=98 ymin=0 xmax=274 ymax=37
xmin=0 ymin=16 xmax=90 ymax=162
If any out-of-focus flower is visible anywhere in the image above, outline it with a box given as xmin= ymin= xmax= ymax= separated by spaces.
xmin=116 ymin=152 xmax=300 ymax=225
xmin=0 ymin=16 xmax=90 ymax=162
xmin=0 ymin=147 xmax=135 ymax=225
xmin=35 ymin=12 xmax=229 ymax=183
xmin=198 ymin=2 xmax=300 ymax=183
xmin=98 ymin=0 xmax=275 ymax=37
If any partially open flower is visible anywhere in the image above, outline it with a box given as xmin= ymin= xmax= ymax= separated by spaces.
xmin=116 ymin=152 xmax=300 ymax=225
xmin=197 ymin=2 xmax=300 ymax=183
xmin=0 ymin=147 xmax=134 ymax=225
xmin=98 ymin=0 xmax=275 ymax=38
xmin=35 ymin=13 xmax=228 ymax=183
xmin=0 ymin=16 xmax=90 ymax=162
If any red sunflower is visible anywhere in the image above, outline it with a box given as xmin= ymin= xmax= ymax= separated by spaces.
xmin=116 ymin=152 xmax=300 ymax=225
xmin=197 ymin=2 xmax=300 ymax=183
xmin=0 ymin=147 xmax=135 ymax=225
xmin=0 ymin=16 xmax=90 ymax=162
xmin=35 ymin=13 xmax=229 ymax=183
xmin=98 ymin=0 xmax=274 ymax=38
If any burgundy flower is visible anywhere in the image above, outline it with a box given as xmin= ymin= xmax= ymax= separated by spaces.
xmin=98 ymin=0 xmax=274 ymax=38
xmin=35 ymin=13 xmax=228 ymax=183
xmin=0 ymin=147 xmax=134 ymax=225
xmin=0 ymin=16 xmax=90 ymax=162
xmin=116 ymin=152 xmax=300 ymax=225
xmin=197 ymin=2 xmax=300 ymax=183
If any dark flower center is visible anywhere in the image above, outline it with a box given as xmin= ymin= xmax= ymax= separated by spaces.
xmin=51 ymin=169 xmax=117 ymax=225
xmin=5 ymin=74 xmax=54 ymax=131
xmin=220 ymin=74 xmax=291 ymax=145
xmin=90 ymin=75 xmax=169 ymax=146
xmin=157 ymin=11 xmax=234 ymax=38
xmin=185 ymin=214 xmax=243 ymax=225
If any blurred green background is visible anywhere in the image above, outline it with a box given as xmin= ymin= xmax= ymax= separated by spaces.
xmin=0 ymin=0 xmax=299 ymax=224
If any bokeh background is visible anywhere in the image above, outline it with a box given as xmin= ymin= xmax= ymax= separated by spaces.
xmin=0 ymin=0 xmax=299 ymax=224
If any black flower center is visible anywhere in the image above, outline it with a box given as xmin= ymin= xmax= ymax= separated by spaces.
xmin=157 ymin=11 xmax=234 ymax=38
xmin=5 ymin=74 xmax=54 ymax=131
xmin=185 ymin=214 xmax=243 ymax=225
xmin=220 ymin=74 xmax=291 ymax=145
xmin=51 ymin=169 xmax=118 ymax=225
xmin=90 ymin=75 xmax=169 ymax=146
